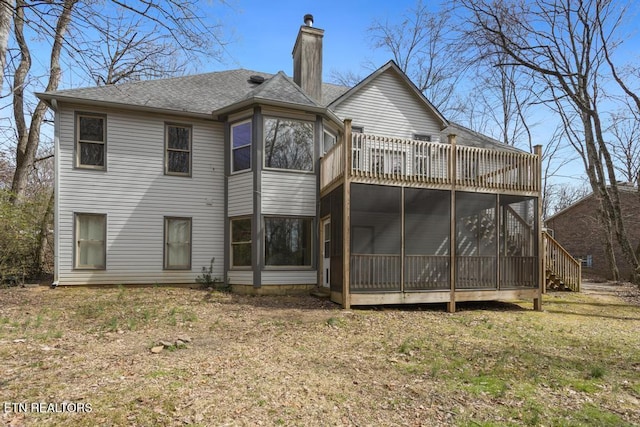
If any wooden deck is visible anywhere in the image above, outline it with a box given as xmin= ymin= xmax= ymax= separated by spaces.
xmin=321 ymin=129 xmax=541 ymax=196
xmin=321 ymin=120 xmax=544 ymax=312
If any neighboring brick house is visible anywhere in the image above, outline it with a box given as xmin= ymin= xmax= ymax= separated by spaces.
xmin=545 ymin=185 xmax=640 ymax=281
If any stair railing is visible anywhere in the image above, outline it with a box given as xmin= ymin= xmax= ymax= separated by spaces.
xmin=543 ymin=231 xmax=581 ymax=292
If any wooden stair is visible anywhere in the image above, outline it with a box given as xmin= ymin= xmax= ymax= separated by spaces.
xmin=543 ymin=231 xmax=581 ymax=292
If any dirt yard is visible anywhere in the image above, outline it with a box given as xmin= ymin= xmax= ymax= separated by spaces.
xmin=1 ymin=282 xmax=639 ymax=426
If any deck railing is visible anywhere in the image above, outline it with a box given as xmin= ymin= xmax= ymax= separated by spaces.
xmin=321 ymin=133 xmax=540 ymax=194
xmin=544 ymin=231 xmax=581 ymax=291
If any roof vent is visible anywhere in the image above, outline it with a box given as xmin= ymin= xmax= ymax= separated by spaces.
xmin=249 ymin=75 xmax=265 ymax=84
xmin=304 ymin=14 xmax=314 ymax=27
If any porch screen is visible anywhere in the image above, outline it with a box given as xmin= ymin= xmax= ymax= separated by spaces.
xmin=455 ymin=192 xmax=497 ymax=289
xmin=500 ymin=195 xmax=537 ymax=288
xmin=404 ymin=189 xmax=450 ymax=290
xmin=350 ymin=184 xmax=401 ymax=292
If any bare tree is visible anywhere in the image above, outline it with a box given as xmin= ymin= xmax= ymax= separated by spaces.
xmin=368 ymin=1 xmax=467 ymax=114
xmin=459 ymin=0 xmax=640 ymax=283
xmin=606 ymin=107 xmax=640 ymax=185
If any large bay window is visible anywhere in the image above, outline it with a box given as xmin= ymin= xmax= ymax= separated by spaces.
xmin=264 ymin=217 xmax=313 ymax=267
xmin=76 ymin=114 xmax=106 ymax=169
xmin=164 ymin=217 xmax=192 ymax=269
xmin=232 ymin=120 xmax=252 ymax=172
xmin=75 ymin=213 xmax=106 ymax=269
xmin=264 ymin=118 xmax=313 ymax=171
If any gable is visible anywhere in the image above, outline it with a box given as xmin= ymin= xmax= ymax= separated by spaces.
xmin=330 ymin=67 xmax=446 ymax=141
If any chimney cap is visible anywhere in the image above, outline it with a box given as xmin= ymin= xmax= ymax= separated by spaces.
xmin=304 ymin=14 xmax=314 ymax=27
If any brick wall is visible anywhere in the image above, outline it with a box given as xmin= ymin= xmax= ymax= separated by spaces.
xmin=545 ymin=188 xmax=640 ymax=281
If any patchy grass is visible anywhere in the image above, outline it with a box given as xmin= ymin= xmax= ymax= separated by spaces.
xmin=1 ymin=283 xmax=639 ymax=426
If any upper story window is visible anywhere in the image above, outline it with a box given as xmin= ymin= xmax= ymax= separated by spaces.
xmin=165 ymin=124 xmax=191 ymax=176
xmin=231 ymin=120 xmax=252 ymax=172
xmin=76 ymin=113 xmax=106 ymax=169
xmin=323 ymin=130 xmax=337 ymax=154
xmin=264 ymin=118 xmax=313 ymax=171
xmin=352 ymin=126 xmax=364 ymax=134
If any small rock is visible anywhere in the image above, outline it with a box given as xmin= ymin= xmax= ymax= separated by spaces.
xmin=159 ymin=340 xmax=173 ymax=348
xmin=150 ymin=346 xmax=164 ymax=354
xmin=178 ymin=335 xmax=192 ymax=343
xmin=13 ymin=339 xmax=26 ymax=343
xmin=175 ymin=339 xmax=185 ymax=347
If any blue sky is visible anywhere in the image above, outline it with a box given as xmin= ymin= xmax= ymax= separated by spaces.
xmin=207 ymin=0 xmax=421 ymax=79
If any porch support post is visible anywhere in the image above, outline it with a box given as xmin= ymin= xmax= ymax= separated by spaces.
xmin=448 ymin=133 xmax=457 ymax=313
xmin=342 ymin=119 xmax=353 ymax=309
xmin=534 ymin=144 xmax=543 ymax=311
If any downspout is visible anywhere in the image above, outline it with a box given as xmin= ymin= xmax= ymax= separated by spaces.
xmin=51 ymin=98 xmax=60 ymax=288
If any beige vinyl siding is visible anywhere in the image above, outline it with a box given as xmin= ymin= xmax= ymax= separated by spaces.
xmin=56 ymin=105 xmax=224 ymax=285
xmin=228 ymin=172 xmax=253 ymax=216
xmin=261 ymin=171 xmax=316 ymax=216
xmin=262 ymin=270 xmax=317 ymax=285
xmin=333 ymin=69 xmax=442 ymax=140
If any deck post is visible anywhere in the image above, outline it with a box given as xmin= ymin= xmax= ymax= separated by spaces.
xmin=343 ymin=119 xmax=353 ymax=309
xmin=534 ymin=144 xmax=543 ymax=311
xmin=448 ymin=133 xmax=457 ymax=313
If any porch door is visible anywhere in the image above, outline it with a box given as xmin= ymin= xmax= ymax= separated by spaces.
xmin=322 ymin=218 xmax=331 ymax=288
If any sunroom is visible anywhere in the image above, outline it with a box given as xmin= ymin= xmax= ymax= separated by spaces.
xmin=319 ymin=121 xmax=543 ymax=311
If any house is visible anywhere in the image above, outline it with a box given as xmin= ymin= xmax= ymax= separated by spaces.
xmin=545 ymin=184 xmax=640 ymax=281
xmin=37 ymin=15 xmax=544 ymax=311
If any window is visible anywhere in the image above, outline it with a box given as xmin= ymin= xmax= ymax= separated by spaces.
xmin=231 ymin=218 xmax=252 ymax=267
xmin=352 ymin=126 xmax=364 ymax=133
xmin=165 ymin=124 xmax=191 ymax=175
xmin=413 ymin=133 xmax=432 ymax=142
xmin=75 ymin=213 xmax=106 ymax=269
xmin=76 ymin=114 xmax=106 ymax=169
xmin=264 ymin=217 xmax=313 ymax=267
xmin=164 ymin=217 xmax=191 ymax=269
xmin=264 ymin=118 xmax=313 ymax=171
xmin=580 ymin=255 xmax=593 ymax=268
xmin=323 ymin=130 xmax=337 ymax=154
xmin=232 ymin=120 xmax=252 ymax=172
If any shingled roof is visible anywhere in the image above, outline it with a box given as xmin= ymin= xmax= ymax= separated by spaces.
xmin=38 ymin=69 xmax=349 ymax=117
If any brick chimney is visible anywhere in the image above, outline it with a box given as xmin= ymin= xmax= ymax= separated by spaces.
xmin=292 ymin=14 xmax=324 ymax=102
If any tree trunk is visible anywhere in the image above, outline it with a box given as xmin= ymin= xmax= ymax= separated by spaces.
xmin=10 ymin=0 xmax=76 ymax=203
xmin=0 ymin=0 xmax=14 ymax=94
xmin=36 ymin=189 xmax=55 ymax=277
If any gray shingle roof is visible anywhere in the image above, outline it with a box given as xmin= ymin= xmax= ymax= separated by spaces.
xmin=41 ymin=69 xmax=349 ymax=115
xmin=442 ymin=122 xmax=525 ymax=153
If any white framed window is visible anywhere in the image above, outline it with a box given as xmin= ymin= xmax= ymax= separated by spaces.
xmin=76 ymin=113 xmax=106 ymax=169
xmin=323 ymin=130 xmax=337 ymax=154
xmin=164 ymin=217 xmax=192 ymax=270
xmin=231 ymin=217 xmax=252 ymax=268
xmin=165 ymin=124 xmax=191 ymax=176
xmin=264 ymin=217 xmax=313 ymax=267
xmin=264 ymin=118 xmax=314 ymax=171
xmin=231 ymin=120 xmax=252 ymax=172
xmin=74 ymin=213 xmax=106 ymax=269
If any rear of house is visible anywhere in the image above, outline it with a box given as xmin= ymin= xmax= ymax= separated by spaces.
xmin=38 ymin=16 xmax=543 ymax=310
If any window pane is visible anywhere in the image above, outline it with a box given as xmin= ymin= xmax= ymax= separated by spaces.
xmin=79 ymin=116 xmax=104 ymax=142
xmin=166 ymin=218 xmax=191 ymax=269
xmin=323 ymin=131 xmax=336 ymax=153
xmin=232 ymin=243 xmax=252 ymax=267
xmin=232 ymin=122 xmax=251 ymax=148
xmin=264 ymin=118 xmax=313 ymax=171
xmin=76 ymin=214 xmax=105 ymax=268
xmin=265 ymin=217 xmax=312 ymax=266
xmin=168 ymin=151 xmax=190 ymax=174
xmin=231 ymin=218 xmax=251 ymax=242
xmin=168 ymin=126 xmax=190 ymax=150
xmin=233 ymin=146 xmax=251 ymax=172
xmin=79 ymin=142 xmax=105 ymax=167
